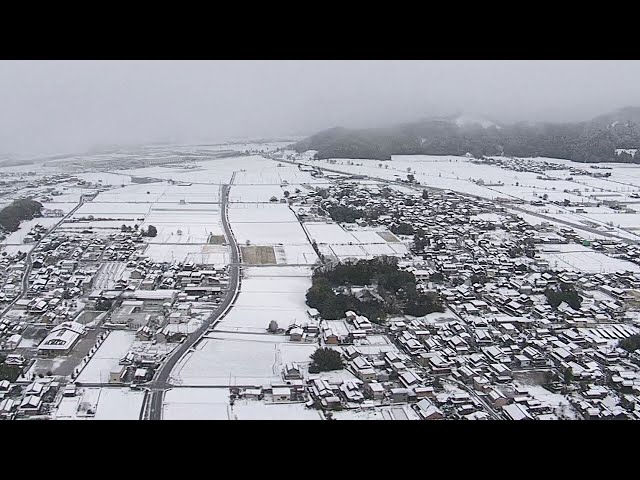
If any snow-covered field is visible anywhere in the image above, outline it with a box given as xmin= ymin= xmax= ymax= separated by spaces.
xmin=304 ymin=223 xmax=408 ymax=261
xmin=216 ymin=266 xmax=312 ymax=332
xmin=76 ymin=331 xmax=136 ymax=384
xmin=163 ymin=388 xmax=231 ymax=420
xmin=232 ymin=400 xmax=323 ymax=420
xmin=162 ymin=388 xmax=323 ymax=420
xmin=93 ymin=388 xmax=145 ymax=419
xmin=142 ymin=243 xmax=229 ymax=265
xmin=538 ymin=244 xmax=640 ymax=273
xmin=171 ymin=333 xmax=283 ymax=386
xmin=1 ymin=217 xmax=61 ymax=245
xmin=229 ymin=203 xmax=298 ymax=223
xmin=55 ymin=387 xmax=144 ymax=420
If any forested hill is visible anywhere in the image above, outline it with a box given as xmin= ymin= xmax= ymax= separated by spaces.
xmin=293 ymin=107 xmax=640 ymax=163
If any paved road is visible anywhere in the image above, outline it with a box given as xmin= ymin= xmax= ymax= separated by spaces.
xmin=0 ymin=195 xmax=87 ymax=320
xmin=146 ymin=183 xmax=241 ymax=420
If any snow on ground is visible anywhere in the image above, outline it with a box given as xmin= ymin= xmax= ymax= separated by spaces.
xmin=229 ymin=203 xmax=298 ymax=223
xmin=93 ymin=388 xmax=145 ymax=420
xmin=305 ymin=223 xmax=357 ymax=244
xmin=305 ymin=223 xmax=408 ymax=261
xmin=274 ymin=244 xmax=319 ymax=265
xmin=333 ymin=405 xmax=420 ymax=420
xmin=232 ymin=400 xmax=323 ymax=420
xmin=142 ymin=243 xmax=229 ymax=265
xmin=1 ymin=217 xmax=61 ymax=245
xmin=279 ymin=343 xmax=317 ymax=364
xmin=216 ymin=266 xmax=312 ymax=331
xmin=74 ymin=202 xmax=151 ymax=216
xmin=41 ymin=202 xmax=80 ymax=213
xmin=76 ymin=172 xmax=132 ymax=186
xmin=76 ymin=331 xmax=136 ymax=384
xmin=539 ymin=244 xmax=640 ymax=273
xmin=163 ymin=388 xmax=231 ymax=420
xmin=513 ymin=383 xmax=579 ymax=420
xmin=0 ymin=244 xmax=34 ymax=255
xmin=230 ymin=184 xmax=285 ymax=203
xmin=232 ymin=221 xmax=310 ymax=245
xmin=53 ymin=387 xmax=140 ymax=420
xmin=171 ymin=333 xmax=283 ymax=386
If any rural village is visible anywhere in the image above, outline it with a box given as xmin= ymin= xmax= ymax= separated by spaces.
xmin=1 ymin=141 xmax=640 ymax=420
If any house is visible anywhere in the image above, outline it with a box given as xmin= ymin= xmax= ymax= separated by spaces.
xmin=109 ymin=366 xmax=128 ymax=384
xmin=0 ymin=398 xmax=16 ymax=418
xmin=283 ymin=363 xmax=302 ymax=380
xmin=413 ymin=386 xmax=435 ymax=399
xmin=399 ymin=370 xmax=422 ymax=389
xmin=25 ymin=382 xmax=44 ymax=396
xmin=390 ymin=388 xmax=410 ymax=403
xmin=339 ymin=381 xmax=365 ymax=403
xmin=488 ymin=389 xmax=509 ymax=408
xmin=289 ymin=327 xmax=304 ymax=342
xmin=37 ymin=321 xmax=86 ymax=356
xmin=0 ymin=380 xmax=11 ymax=395
xmin=415 ymin=399 xmax=445 ymax=420
xmin=503 ymin=403 xmax=533 ymax=420
xmin=4 ymin=354 xmax=26 ymax=366
xmin=19 ymin=395 xmax=42 ymax=414
xmin=366 ymin=382 xmax=385 ymax=399
xmin=63 ymin=384 xmax=77 ymax=397
xmin=272 ymin=387 xmax=291 ymax=402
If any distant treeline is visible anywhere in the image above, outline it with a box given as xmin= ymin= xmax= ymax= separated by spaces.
xmin=293 ymin=107 xmax=640 ymax=163
xmin=0 ymin=199 xmax=43 ymax=232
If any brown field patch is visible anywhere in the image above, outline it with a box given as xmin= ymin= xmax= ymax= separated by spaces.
xmin=241 ymin=245 xmax=277 ymax=264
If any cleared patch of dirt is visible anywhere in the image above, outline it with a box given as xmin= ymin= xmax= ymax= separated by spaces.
xmin=241 ymin=245 xmax=276 ymax=264
xmin=378 ymin=231 xmax=400 ymax=242
xmin=208 ymin=234 xmax=226 ymax=245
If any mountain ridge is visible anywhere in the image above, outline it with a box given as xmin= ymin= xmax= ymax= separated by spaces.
xmin=293 ymin=107 xmax=640 ymax=163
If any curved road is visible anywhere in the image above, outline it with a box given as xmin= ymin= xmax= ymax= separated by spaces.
xmin=147 ymin=183 xmax=241 ymax=420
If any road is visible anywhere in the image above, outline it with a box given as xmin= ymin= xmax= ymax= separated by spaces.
xmin=0 ymin=195 xmax=87 ymax=320
xmin=146 ymin=183 xmax=241 ymax=420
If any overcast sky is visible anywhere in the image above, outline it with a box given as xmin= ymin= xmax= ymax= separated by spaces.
xmin=1 ymin=60 xmax=640 ymax=157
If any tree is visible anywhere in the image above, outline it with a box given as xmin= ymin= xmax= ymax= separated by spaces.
xmin=283 ymin=191 xmax=290 ymax=198
xmin=545 ymin=285 xmax=582 ymax=310
xmin=422 ymin=190 xmax=429 ymax=200
xmin=407 ymin=174 xmax=415 ymax=183
xmin=145 ymin=225 xmax=158 ymax=237
xmin=563 ymin=367 xmax=574 ymax=385
xmin=309 ymin=348 xmax=343 ymax=373
xmin=619 ymin=334 xmax=640 ymax=353
xmin=95 ymin=297 xmax=112 ymax=311
xmin=0 ymin=199 xmax=43 ymax=232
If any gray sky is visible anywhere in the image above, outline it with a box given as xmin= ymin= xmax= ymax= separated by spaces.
xmin=1 ymin=60 xmax=640 ymax=157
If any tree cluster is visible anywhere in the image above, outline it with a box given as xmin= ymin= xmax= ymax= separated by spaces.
xmin=0 ymin=199 xmax=43 ymax=232
xmin=95 ymin=297 xmax=113 ymax=311
xmin=309 ymin=348 xmax=343 ymax=373
xmin=306 ymin=257 xmax=444 ymax=323
xmin=545 ymin=284 xmax=583 ymax=310
xmin=619 ymin=334 xmax=640 ymax=353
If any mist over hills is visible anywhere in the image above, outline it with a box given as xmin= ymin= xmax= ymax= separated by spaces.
xmin=293 ymin=107 xmax=640 ymax=163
